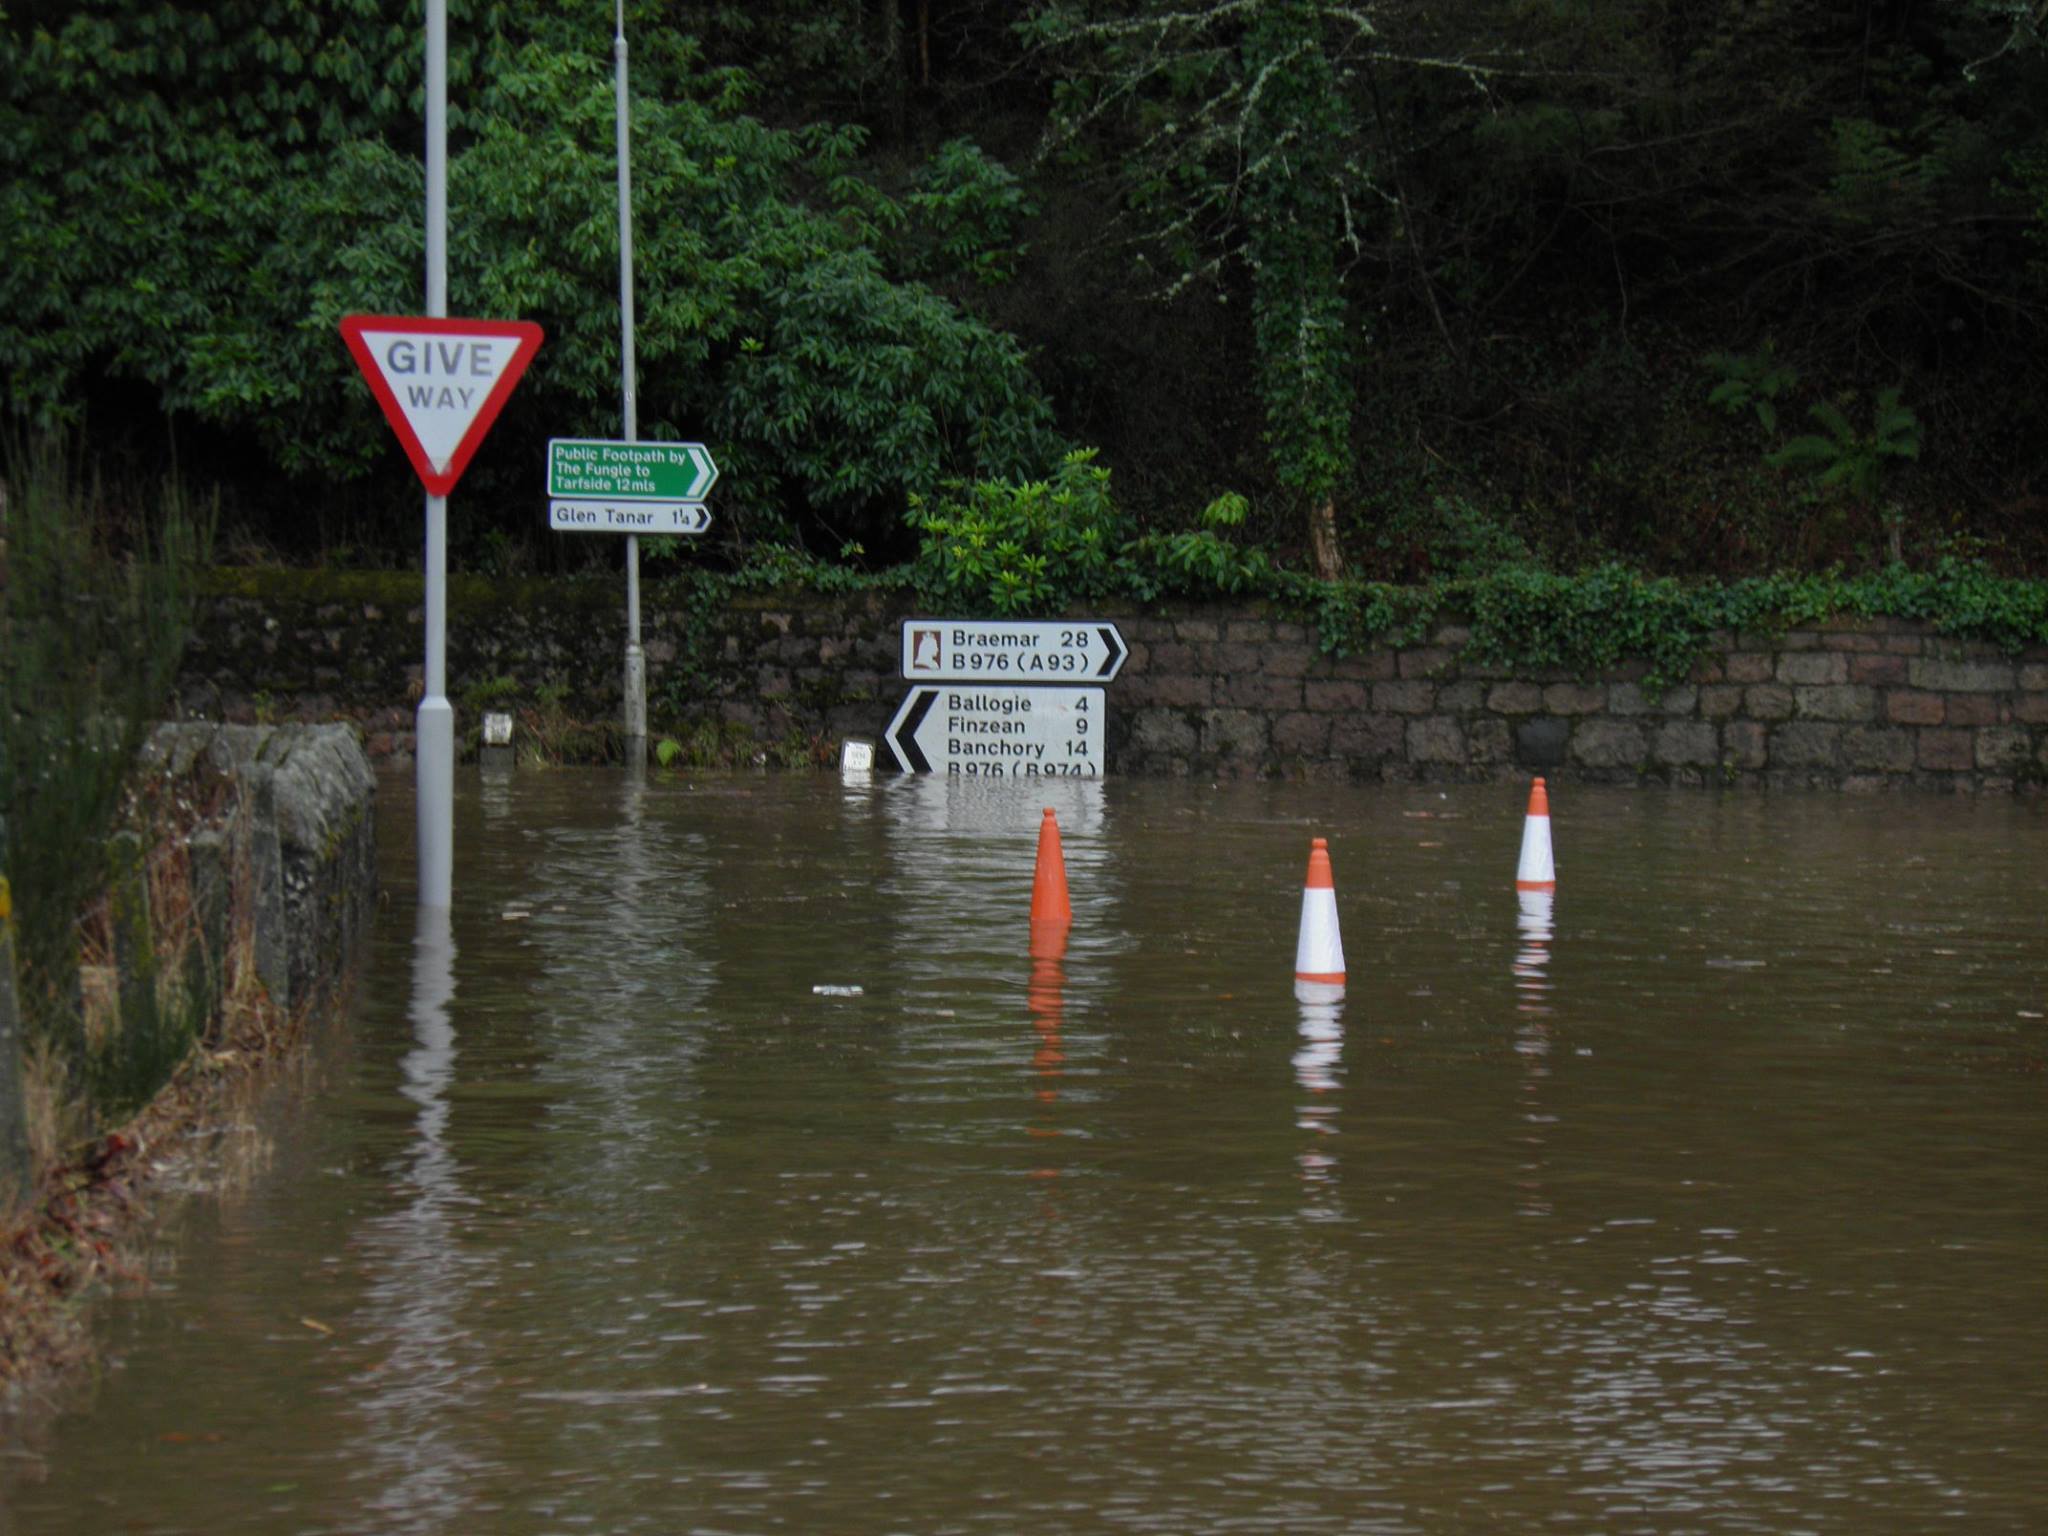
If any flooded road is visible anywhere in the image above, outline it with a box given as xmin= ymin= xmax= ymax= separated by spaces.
xmin=4 ymin=772 xmax=2044 ymax=1533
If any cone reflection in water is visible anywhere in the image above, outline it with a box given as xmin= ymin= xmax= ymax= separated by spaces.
xmin=1516 ymin=777 xmax=1556 ymax=891
xmin=1512 ymin=887 xmax=1556 ymax=1218
xmin=1029 ymin=921 xmax=1066 ymax=1099
xmin=1513 ymin=887 xmax=1555 ymax=1019
xmin=1294 ymin=989 xmax=1344 ymax=1201
xmin=1294 ymin=997 xmax=1343 ymax=1126
xmin=1027 ymin=808 xmax=1072 ymax=1181
xmin=1026 ymin=920 xmax=1066 ymax=1187
xmin=1293 ymin=837 xmax=1345 ymax=1003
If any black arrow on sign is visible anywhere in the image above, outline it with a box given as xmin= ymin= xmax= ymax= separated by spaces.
xmin=1096 ymin=624 xmax=1127 ymax=679
xmin=889 ymin=687 xmax=939 ymax=772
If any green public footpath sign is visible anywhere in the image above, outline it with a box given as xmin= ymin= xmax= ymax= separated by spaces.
xmin=547 ymin=439 xmax=718 ymax=502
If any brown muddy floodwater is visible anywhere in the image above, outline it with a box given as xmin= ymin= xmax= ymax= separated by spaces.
xmin=2 ymin=771 xmax=2044 ymax=1534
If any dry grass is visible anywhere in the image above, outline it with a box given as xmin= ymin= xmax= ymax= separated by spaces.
xmin=17 ymin=1041 xmax=72 ymax=1184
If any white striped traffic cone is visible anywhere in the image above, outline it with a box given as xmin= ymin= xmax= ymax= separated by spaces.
xmin=1516 ymin=777 xmax=1556 ymax=891
xmin=1294 ymin=837 xmax=1345 ymax=1003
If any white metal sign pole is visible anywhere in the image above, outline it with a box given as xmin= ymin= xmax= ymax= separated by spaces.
xmin=418 ymin=0 xmax=454 ymax=908
xmin=615 ymin=0 xmax=647 ymax=757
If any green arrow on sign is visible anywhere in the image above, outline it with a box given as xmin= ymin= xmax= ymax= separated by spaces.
xmin=546 ymin=439 xmax=719 ymax=502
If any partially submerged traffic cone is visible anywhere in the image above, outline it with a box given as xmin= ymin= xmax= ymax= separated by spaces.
xmin=1030 ymin=807 xmax=1072 ymax=941
xmin=1293 ymin=837 xmax=1345 ymax=1003
xmin=1516 ymin=777 xmax=1556 ymax=891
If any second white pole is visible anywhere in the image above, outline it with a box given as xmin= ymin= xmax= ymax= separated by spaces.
xmin=615 ymin=1 xmax=646 ymax=757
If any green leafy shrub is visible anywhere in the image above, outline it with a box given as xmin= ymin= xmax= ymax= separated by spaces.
xmin=1391 ymin=495 xmax=1536 ymax=582
xmin=904 ymin=449 xmax=1132 ymax=613
xmin=903 ymin=138 xmax=1034 ymax=286
xmin=1767 ymin=387 xmax=1923 ymax=561
xmin=1767 ymin=387 xmax=1922 ymax=505
xmin=1131 ymin=492 xmax=1275 ymax=596
xmin=1703 ymin=344 xmax=1801 ymax=434
xmin=1462 ymin=564 xmax=1707 ymax=684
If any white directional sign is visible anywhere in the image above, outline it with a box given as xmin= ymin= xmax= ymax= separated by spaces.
xmin=546 ymin=438 xmax=716 ymax=537
xmin=900 ymin=619 xmax=1127 ymax=682
xmin=549 ymin=500 xmax=710 ymax=534
xmin=339 ymin=315 xmax=543 ymax=496
xmin=886 ymin=686 xmax=1105 ymax=778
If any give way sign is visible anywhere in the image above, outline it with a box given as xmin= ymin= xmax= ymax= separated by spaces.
xmin=339 ymin=314 xmax=544 ymax=496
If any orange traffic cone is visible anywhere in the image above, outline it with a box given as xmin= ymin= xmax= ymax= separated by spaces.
xmin=1030 ymin=807 xmax=1072 ymax=937
xmin=1516 ymin=777 xmax=1556 ymax=890
xmin=1294 ymin=837 xmax=1345 ymax=1002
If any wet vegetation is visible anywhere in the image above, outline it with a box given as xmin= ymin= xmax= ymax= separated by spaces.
xmin=0 ymin=444 xmax=257 ymax=1396
xmin=1 ymin=441 xmax=212 ymax=1108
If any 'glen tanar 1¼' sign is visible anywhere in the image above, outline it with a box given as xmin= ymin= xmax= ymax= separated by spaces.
xmin=546 ymin=438 xmax=718 ymax=535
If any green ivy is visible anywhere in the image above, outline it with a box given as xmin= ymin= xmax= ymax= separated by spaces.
xmin=1452 ymin=559 xmax=2048 ymax=688
xmin=634 ymin=453 xmax=2048 ymax=713
xmin=882 ymin=457 xmax=2048 ymax=685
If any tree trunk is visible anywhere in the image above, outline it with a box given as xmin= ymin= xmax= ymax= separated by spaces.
xmin=1309 ymin=497 xmax=1344 ymax=581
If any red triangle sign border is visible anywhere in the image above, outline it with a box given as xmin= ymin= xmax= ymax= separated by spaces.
xmin=339 ymin=314 xmax=545 ymax=497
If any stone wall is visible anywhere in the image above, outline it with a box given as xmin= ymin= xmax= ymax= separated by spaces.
xmin=1104 ymin=612 xmax=2048 ymax=791
xmin=143 ymin=723 xmax=379 ymax=1014
xmin=182 ymin=571 xmax=2048 ymax=791
xmin=2 ymin=723 xmax=374 ymax=1220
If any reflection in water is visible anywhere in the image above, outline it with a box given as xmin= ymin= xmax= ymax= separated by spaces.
xmin=1293 ymin=986 xmax=1344 ymax=1205
xmin=1513 ymin=888 xmax=1556 ymax=1219
xmin=478 ymin=750 xmax=515 ymax=826
xmin=1028 ymin=926 xmax=1067 ymax=1107
xmin=883 ymin=771 xmax=1109 ymax=841
xmin=841 ymin=762 xmax=874 ymax=813
xmin=877 ymin=777 xmax=1118 ymax=1156
xmin=350 ymin=905 xmax=492 ymax=1533
xmin=10 ymin=779 xmax=2047 ymax=1536
xmin=1514 ymin=888 xmax=1556 ymax=1019
xmin=527 ymin=767 xmax=710 ymax=1188
xmin=1024 ymin=925 xmax=1073 ymax=1212
xmin=1026 ymin=923 xmax=1067 ymax=1186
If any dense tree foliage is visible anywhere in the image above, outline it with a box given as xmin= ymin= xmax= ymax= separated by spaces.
xmin=1 ymin=0 xmax=1058 ymax=559
xmin=1020 ymin=0 xmax=2048 ymax=573
xmin=4 ymin=0 xmax=2046 ymax=575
